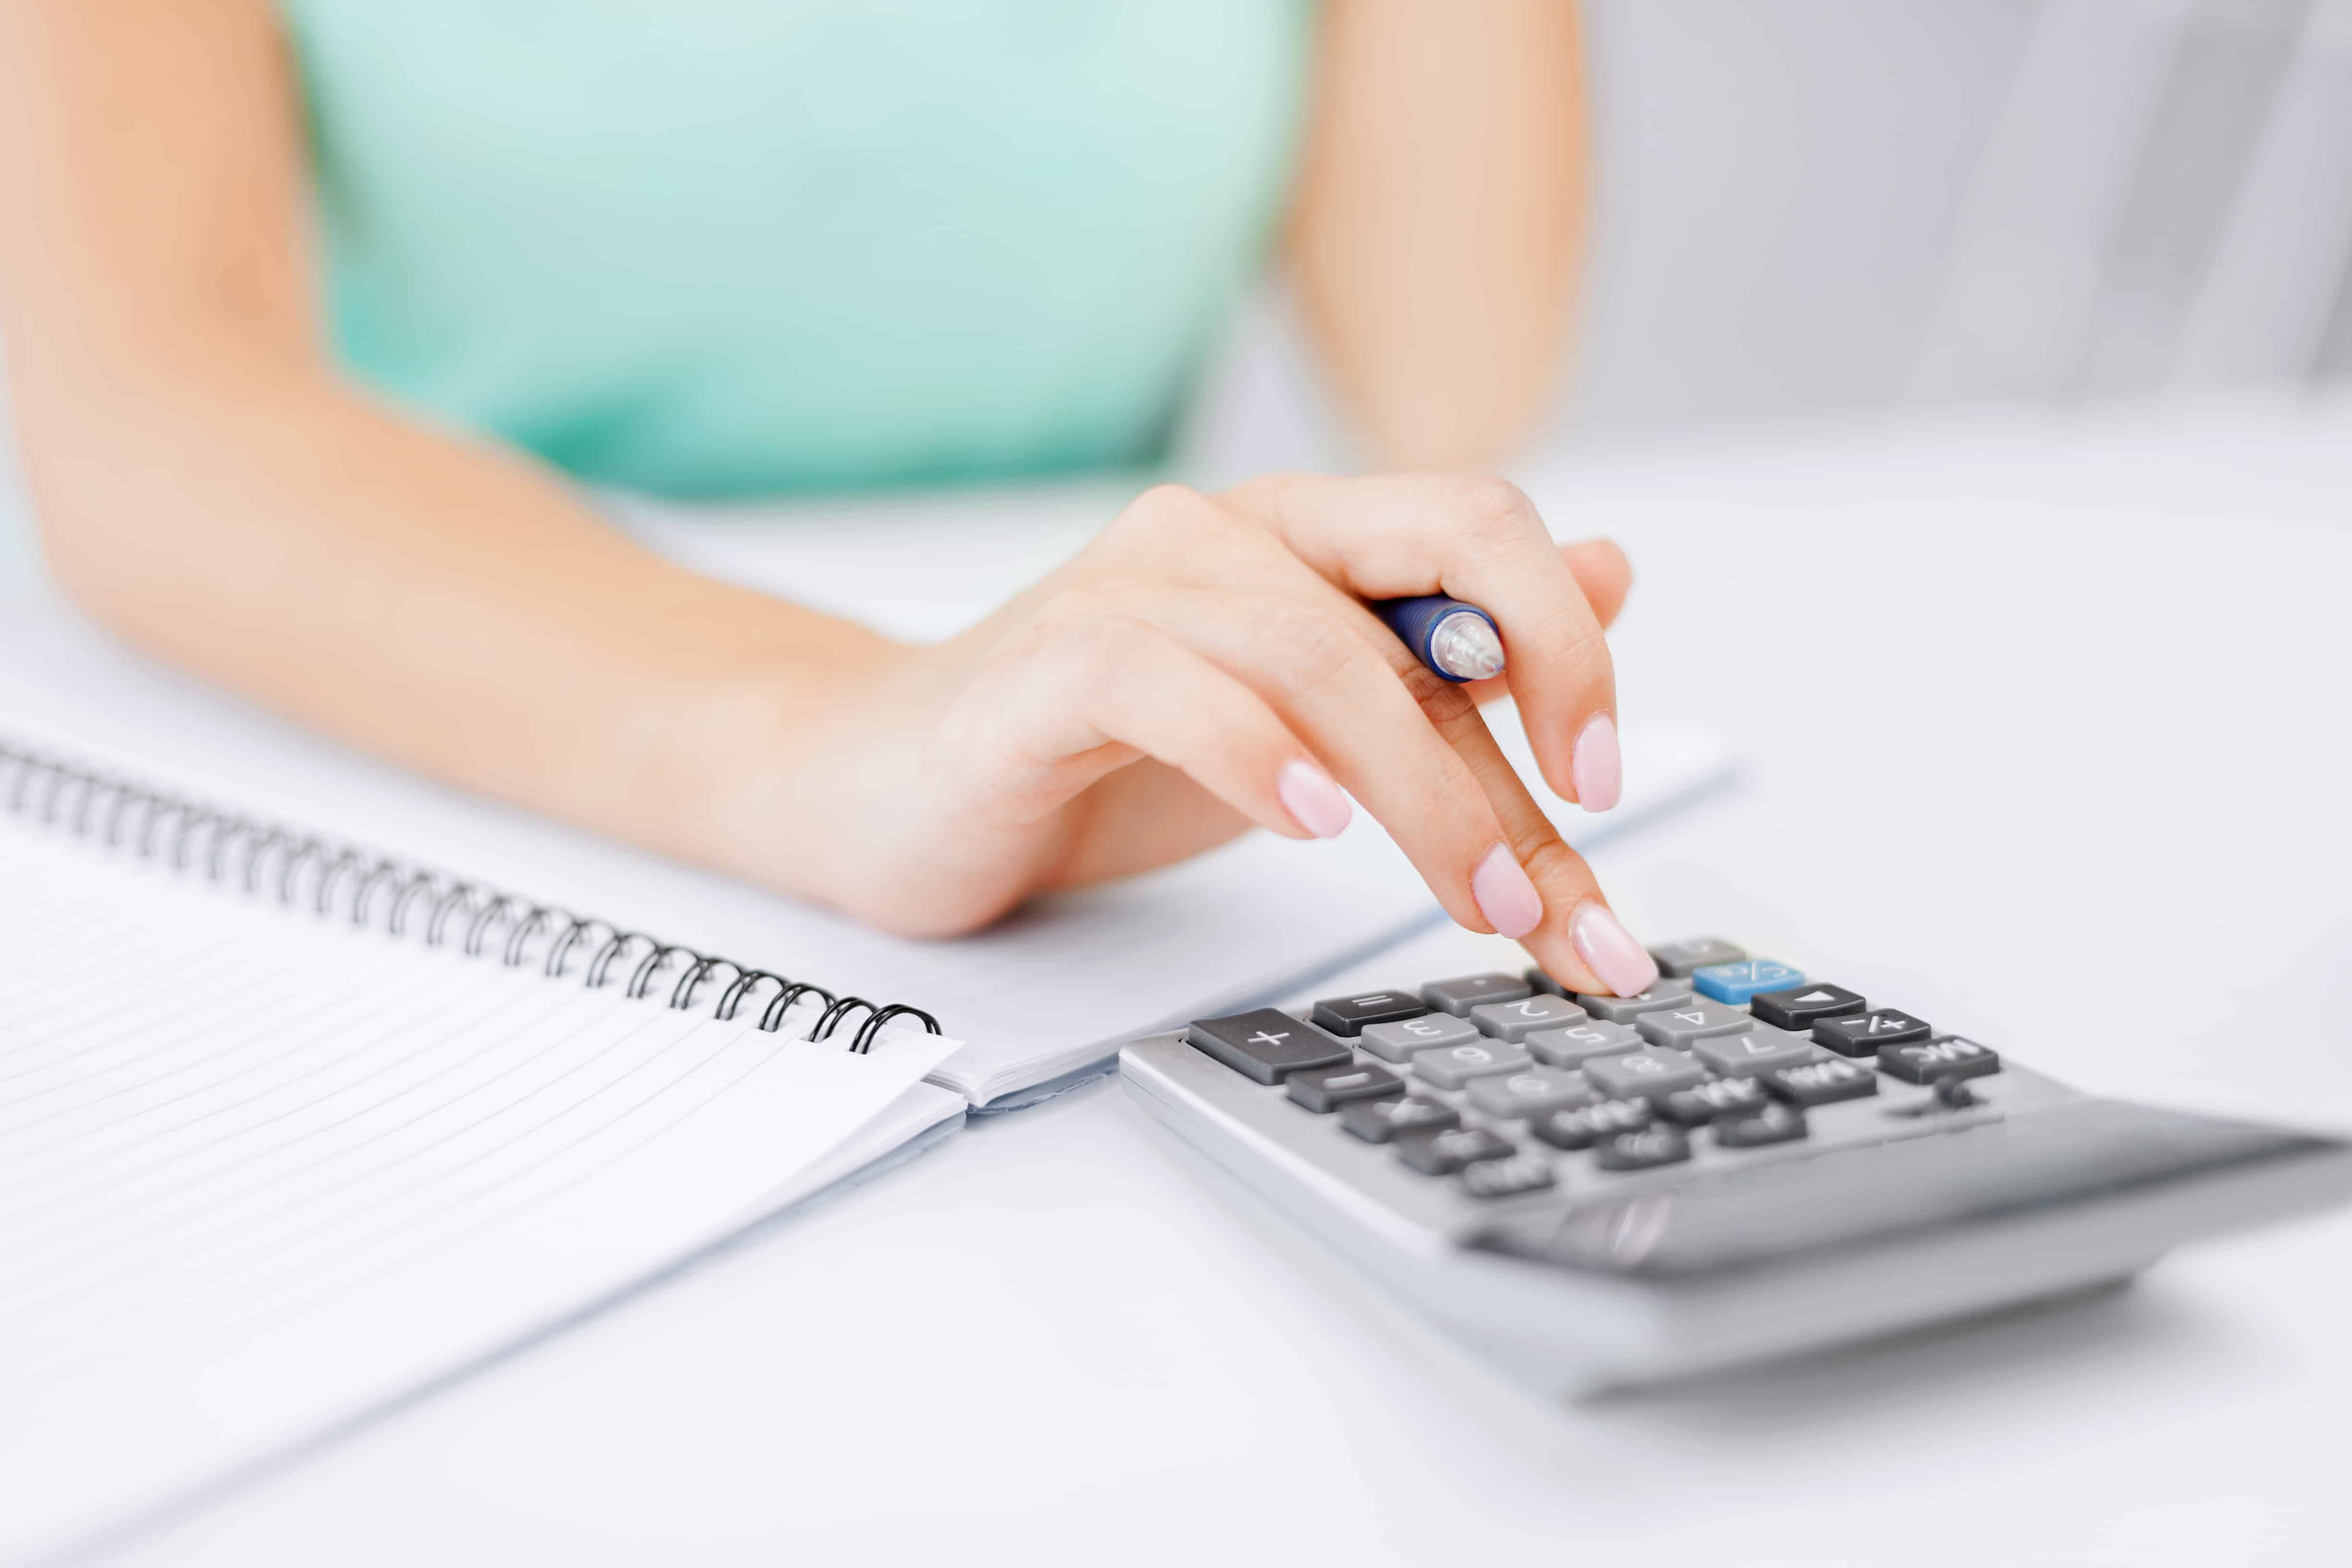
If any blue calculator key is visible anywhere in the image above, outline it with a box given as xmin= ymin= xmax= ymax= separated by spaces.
xmin=1692 ymin=959 xmax=1806 ymax=1005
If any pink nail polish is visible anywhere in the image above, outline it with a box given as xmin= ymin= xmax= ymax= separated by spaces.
xmin=1277 ymin=760 xmax=1352 ymax=839
xmin=1471 ymin=843 xmax=1543 ymax=939
xmin=1573 ymin=714 xmax=1622 ymax=813
xmin=1571 ymin=901 xmax=1659 ymax=996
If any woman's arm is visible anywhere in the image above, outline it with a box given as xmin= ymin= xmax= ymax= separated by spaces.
xmin=0 ymin=0 xmax=1653 ymax=996
xmin=0 ymin=0 xmax=887 ymax=862
xmin=1286 ymin=0 xmax=1588 ymax=468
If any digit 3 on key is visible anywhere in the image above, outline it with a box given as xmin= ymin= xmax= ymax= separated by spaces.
xmin=1372 ymin=595 xmax=1506 ymax=683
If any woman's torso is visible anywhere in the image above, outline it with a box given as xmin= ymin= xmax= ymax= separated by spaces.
xmin=282 ymin=0 xmax=1312 ymax=497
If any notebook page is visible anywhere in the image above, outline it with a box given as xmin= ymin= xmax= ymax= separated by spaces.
xmin=0 ymin=823 xmax=958 ymax=1563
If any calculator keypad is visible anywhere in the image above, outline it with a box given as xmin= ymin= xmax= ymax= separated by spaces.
xmin=1185 ymin=944 xmax=2006 ymax=1202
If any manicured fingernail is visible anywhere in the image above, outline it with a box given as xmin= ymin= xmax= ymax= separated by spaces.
xmin=1571 ymin=901 xmax=1659 ymax=996
xmin=1573 ymin=714 xmax=1622 ymax=813
xmin=1471 ymin=843 xmax=1543 ymax=938
xmin=1277 ymin=759 xmax=1352 ymax=839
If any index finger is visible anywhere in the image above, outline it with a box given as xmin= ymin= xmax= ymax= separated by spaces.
xmin=1225 ymin=473 xmax=1620 ymax=811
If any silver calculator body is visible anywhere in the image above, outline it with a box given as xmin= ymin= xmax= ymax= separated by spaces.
xmin=1119 ymin=947 xmax=2352 ymax=1394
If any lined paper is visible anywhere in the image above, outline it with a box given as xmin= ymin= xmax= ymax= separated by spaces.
xmin=0 ymin=824 xmax=958 ymax=1563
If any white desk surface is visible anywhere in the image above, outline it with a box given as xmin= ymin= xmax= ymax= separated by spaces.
xmin=16 ymin=402 xmax=2352 ymax=1566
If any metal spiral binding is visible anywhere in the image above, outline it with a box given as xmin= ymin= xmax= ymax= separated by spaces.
xmin=0 ymin=738 xmax=940 ymax=1052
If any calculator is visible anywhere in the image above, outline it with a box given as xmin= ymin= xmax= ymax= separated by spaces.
xmin=1119 ymin=939 xmax=2352 ymax=1392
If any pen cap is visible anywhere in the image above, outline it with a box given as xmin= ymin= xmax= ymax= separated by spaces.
xmin=1375 ymin=595 xmax=1505 ymax=683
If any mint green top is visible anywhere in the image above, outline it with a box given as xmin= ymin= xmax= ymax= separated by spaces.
xmin=279 ymin=2 xmax=1312 ymax=497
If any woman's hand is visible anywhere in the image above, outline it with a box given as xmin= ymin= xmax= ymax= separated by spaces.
xmin=742 ymin=473 xmax=1658 ymax=998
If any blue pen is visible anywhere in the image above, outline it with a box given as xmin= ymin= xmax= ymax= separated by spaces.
xmin=1373 ymin=595 xmax=1506 ymax=683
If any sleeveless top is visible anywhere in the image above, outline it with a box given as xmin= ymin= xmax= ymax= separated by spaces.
xmin=280 ymin=1 xmax=1312 ymax=496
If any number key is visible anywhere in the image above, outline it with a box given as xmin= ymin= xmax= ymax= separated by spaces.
xmin=1469 ymin=993 xmax=1588 ymax=1041
xmin=1357 ymin=1012 xmax=1482 ymax=1063
xmin=1411 ymin=1039 xmax=1534 ymax=1089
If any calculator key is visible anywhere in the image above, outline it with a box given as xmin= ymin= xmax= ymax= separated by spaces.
xmin=1761 ymin=1055 xmax=1879 ymax=1106
xmin=1568 ymin=976 xmax=1695 ymax=1024
xmin=1716 ymin=1102 xmax=1810 ymax=1149
xmin=1465 ymin=1067 xmax=1596 ymax=1120
xmin=1284 ymin=1061 xmax=1408 ymax=1113
xmin=1311 ymin=990 xmax=1430 ymax=1037
xmin=1395 ymin=1126 xmax=1516 ymax=1175
xmin=1593 ymin=1125 xmax=1693 ymax=1171
xmin=1528 ymin=1098 xmax=1654 ymax=1149
xmin=1690 ymin=1025 xmax=1822 ymax=1076
xmin=1186 ymin=1010 xmax=1351 ymax=1084
xmin=1658 ymin=1076 xmax=1768 ymax=1125
xmin=1691 ymin=959 xmax=1805 ymax=1005
xmin=1814 ymin=1008 xmax=1932 ymax=1057
xmin=1358 ymin=1012 xmax=1483 ymax=1063
xmin=1421 ymin=972 xmax=1534 ymax=1017
xmin=1749 ymin=981 xmax=1867 ymax=1032
xmin=1469 ymin=993 xmax=1588 ymax=1042
xmin=1648 ymin=937 xmax=1746 ymax=977
xmin=1583 ymin=1046 xmax=1708 ymax=1101
xmin=1633 ymin=999 xmax=1755 ymax=1050
xmin=1460 ymin=1152 xmax=1559 ymax=1199
xmin=1411 ymin=1039 xmax=1535 ymax=1089
xmin=1339 ymin=1095 xmax=1460 ymax=1144
xmin=1525 ymin=1018 xmax=1644 ymax=1068
xmin=1879 ymin=1035 xmax=2002 ymax=1085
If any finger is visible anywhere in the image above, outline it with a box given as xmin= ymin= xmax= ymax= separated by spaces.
xmin=1562 ymin=538 xmax=1632 ymax=630
xmin=1224 ymin=473 xmax=1621 ymax=812
xmin=1407 ymin=661 xmax=1661 ymax=998
xmin=963 ymin=613 xmax=1351 ymax=850
xmin=1090 ymin=578 xmax=1542 ymax=943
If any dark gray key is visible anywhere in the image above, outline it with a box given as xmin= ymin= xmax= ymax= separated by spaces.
xmin=1395 ymin=1125 xmax=1516 ymax=1175
xmin=1525 ymin=1018 xmax=1643 ymax=1068
xmin=1583 ymin=1046 xmax=1708 ymax=1101
xmin=1593 ymin=1125 xmax=1692 ymax=1171
xmin=1469 ymin=993 xmax=1588 ymax=1041
xmin=1648 ymin=937 xmax=1746 ymax=977
xmin=1716 ymin=1101 xmax=1809 ymax=1149
xmin=1310 ymin=989 xmax=1429 ymax=1037
xmin=1465 ymin=1066 xmax=1595 ymax=1120
xmin=1338 ymin=1094 xmax=1459 ymax=1144
xmin=1460 ymin=1151 xmax=1558 ymax=1199
xmin=1658 ymin=1075 xmax=1767 ymax=1125
xmin=1569 ymin=976 xmax=1694 ymax=1024
xmin=1357 ymin=1012 xmax=1482 ymax=1063
xmin=1750 ymin=981 xmax=1866 ymax=1032
xmin=1690 ymin=1025 xmax=1821 ymax=1077
xmin=1186 ymin=1010 xmax=1350 ymax=1084
xmin=1528 ymin=1098 xmax=1654 ymax=1149
xmin=1814 ymin=1008 xmax=1932 ymax=1057
xmin=1411 ymin=1038 xmax=1534 ymax=1089
xmin=1421 ymin=972 xmax=1533 ymax=1017
xmin=1285 ymin=1061 xmax=1407 ymax=1113
xmin=1879 ymin=1034 xmax=2001 ymax=1085
xmin=1633 ymin=999 xmax=1755 ymax=1050
xmin=1762 ymin=1055 xmax=1878 ymax=1106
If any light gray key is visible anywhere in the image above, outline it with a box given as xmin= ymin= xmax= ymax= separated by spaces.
xmin=1421 ymin=972 xmax=1534 ymax=1017
xmin=1634 ymin=998 xmax=1755 ymax=1049
xmin=1572 ymin=976 xmax=1694 ymax=1024
xmin=1358 ymin=1012 xmax=1482 ymax=1064
xmin=1525 ymin=1018 xmax=1643 ymax=1067
xmin=1411 ymin=1038 xmax=1534 ymax=1089
xmin=1691 ymin=1025 xmax=1822 ymax=1076
xmin=1648 ymin=936 xmax=1746 ymax=977
xmin=1465 ymin=1066 xmax=1595 ymax=1120
xmin=1469 ymin=993 xmax=1587 ymax=1042
xmin=1584 ymin=1046 xmax=1707 ymax=1100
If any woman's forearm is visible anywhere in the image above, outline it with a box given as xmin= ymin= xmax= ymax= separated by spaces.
xmin=12 ymin=321 xmax=892 ymax=879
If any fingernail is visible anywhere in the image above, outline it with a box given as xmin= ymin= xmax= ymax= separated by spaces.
xmin=1573 ymin=714 xmax=1622 ymax=813
xmin=1571 ymin=901 xmax=1659 ymax=996
xmin=1277 ymin=760 xmax=1352 ymax=839
xmin=1471 ymin=843 xmax=1543 ymax=938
